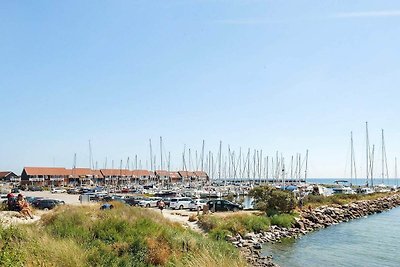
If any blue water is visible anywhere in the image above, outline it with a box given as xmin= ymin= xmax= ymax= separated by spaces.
xmin=262 ymin=207 xmax=400 ymax=267
xmin=307 ymin=178 xmax=400 ymax=187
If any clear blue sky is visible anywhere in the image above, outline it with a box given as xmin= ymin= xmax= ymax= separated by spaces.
xmin=1 ymin=1 xmax=400 ymax=178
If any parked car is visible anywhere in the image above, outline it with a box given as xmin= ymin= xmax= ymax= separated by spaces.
xmin=169 ymin=197 xmax=193 ymax=210
xmin=25 ymin=196 xmax=40 ymax=204
xmin=125 ymin=197 xmax=144 ymax=206
xmin=28 ymin=186 xmax=44 ymax=191
xmin=138 ymin=197 xmax=162 ymax=208
xmin=206 ymin=199 xmax=243 ymax=212
xmin=188 ymin=199 xmax=208 ymax=211
xmin=33 ymin=199 xmax=65 ymax=210
xmin=51 ymin=187 xmax=67 ymax=194
xmin=11 ymin=188 xmax=20 ymax=193
xmin=79 ymin=193 xmax=98 ymax=202
xmin=31 ymin=197 xmax=45 ymax=207
xmin=67 ymin=188 xmax=80 ymax=194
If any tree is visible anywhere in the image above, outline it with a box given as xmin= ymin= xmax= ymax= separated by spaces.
xmin=249 ymin=186 xmax=296 ymax=214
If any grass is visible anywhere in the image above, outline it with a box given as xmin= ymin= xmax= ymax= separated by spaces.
xmin=270 ymin=214 xmax=296 ymax=228
xmin=198 ymin=213 xmax=271 ymax=240
xmin=303 ymin=191 xmax=396 ymax=209
xmin=0 ymin=203 xmax=248 ymax=267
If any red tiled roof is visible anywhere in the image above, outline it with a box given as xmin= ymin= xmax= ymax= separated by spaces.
xmin=178 ymin=171 xmax=195 ymax=178
xmin=23 ymin=167 xmax=70 ymax=176
xmin=132 ymin=170 xmax=153 ymax=177
xmin=100 ymin=169 xmax=133 ymax=177
xmin=68 ymin=168 xmax=104 ymax=178
xmin=169 ymin=171 xmax=181 ymax=179
xmin=0 ymin=171 xmax=12 ymax=178
xmin=155 ymin=170 xmax=170 ymax=176
xmin=193 ymin=171 xmax=208 ymax=177
xmin=92 ymin=170 xmax=104 ymax=178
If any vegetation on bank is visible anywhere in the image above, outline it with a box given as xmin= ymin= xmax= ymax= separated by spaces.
xmin=199 ymin=213 xmax=270 ymax=240
xmin=303 ymin=191 xmax=396 ymax=208
xmin=249 ymin=186 xmax=296 ymax=215
xmin=198 ymin=185 xmax=298 ymax=241
xmin=0 ymin=203 xmax=247 ymax=267
xmin=198 ymin=212 xmax=297 ymax=241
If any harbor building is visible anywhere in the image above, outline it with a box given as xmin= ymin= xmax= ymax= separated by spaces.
xmin=21 ymin=167 xmax=70 ymax=187
xmin=0 ymin=171 xmax=20 ymax=183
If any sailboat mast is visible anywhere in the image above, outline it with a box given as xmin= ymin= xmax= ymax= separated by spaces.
xmin=370 ymin=144 xmax=375 ymax=187
xmin=351 ymin=131 xmax=354 ymax=184
xmin=149 ymin=139 xmax=153 ymax=171
xmin=218 ymin=141 xmax=222 ymax=182
xmin=381 ymin=129 xmax=384 ymax=184
xmin=160 ymin=136 xmax=163 ymax=171
xmin=366 ymin=122 xmax=369 ymax=186
xmin=305 ymin=150 xmax=309 ymax=183
xmin=396 ymin=157 xmax=398 ymax=187
xmin=201 ymin=140 xmax=205 ymax=172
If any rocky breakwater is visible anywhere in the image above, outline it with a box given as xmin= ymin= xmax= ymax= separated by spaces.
xmin=228 ymin=193 xmax=400 ymax=267
xmin=297 ymin=194 xmax=400 ymax=232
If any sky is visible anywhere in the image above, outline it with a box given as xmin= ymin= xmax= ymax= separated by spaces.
xmin=1 ymin=0 xmax=400 ymax=178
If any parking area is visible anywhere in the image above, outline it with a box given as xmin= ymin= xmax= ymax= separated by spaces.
xmin=21 ymin=191 xmax=81 ymax=205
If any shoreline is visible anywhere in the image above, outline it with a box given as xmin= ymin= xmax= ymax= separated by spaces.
xmin=230 ymin=193 xmax=400 ymax=267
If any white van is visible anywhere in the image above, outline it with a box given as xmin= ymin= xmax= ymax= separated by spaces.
xmin=169 ymin=197 xmax=192 ymax=210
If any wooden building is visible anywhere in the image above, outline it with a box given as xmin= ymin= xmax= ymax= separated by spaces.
xmin=21 ymin=167 xmax=69 ymax=186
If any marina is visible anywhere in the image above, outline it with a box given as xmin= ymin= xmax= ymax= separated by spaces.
xmin=262 ymin=206 xmax=400 ymax=267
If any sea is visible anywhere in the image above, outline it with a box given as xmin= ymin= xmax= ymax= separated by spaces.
xmin=261 ymin=199 xmax=400 ymax=267
xmin=307 ymin=178 xmax=399 ymax=187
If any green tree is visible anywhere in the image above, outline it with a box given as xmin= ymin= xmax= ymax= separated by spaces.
xmin=249 ymin=186 xmax=296 ymax=214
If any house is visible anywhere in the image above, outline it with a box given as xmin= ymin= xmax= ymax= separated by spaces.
xmin=169 ymin=171 xmax=182 ymax=183
xmin=132 ymin=170 xmax=155 ymax=184
xmin=155 ymin=170 xmax=170 ymax=181
xmin=21 ymin=167 xmax=70 ymax=186
xmin=100 ymin=169 xmax=134 ymax=185
xmin=193 ymin=171 xmax=209 ymax=181
xmin=68 ymin=168 xmax=104 ymax=185
xmin=178 ymin=171 xmax=196 ymax=181
xmin=0 ymin=171 xmax=20 ymax=183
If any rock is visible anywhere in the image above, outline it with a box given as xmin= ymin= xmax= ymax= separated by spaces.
xmin=253 ymin=243 xmax=262 ymax=249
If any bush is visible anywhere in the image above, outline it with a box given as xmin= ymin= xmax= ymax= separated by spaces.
xmin=270 ymin=214 xmax=295 ymax=228
xmin=249 ymin=186 xmax=296 ymax=214
xmin=198 ymin=214 xmax=270 ymax=240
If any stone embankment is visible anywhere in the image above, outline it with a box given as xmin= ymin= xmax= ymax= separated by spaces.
xmin=228 ymin=194 xmax=400 ymax=267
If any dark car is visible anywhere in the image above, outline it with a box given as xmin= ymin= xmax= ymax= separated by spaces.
xmin=67 ymin=188 xmax=80 ymax=194
xmin=28 ymin=186 xmax=44 ymax=191
xmin=206 ymin=199 xmax=243 ymax=212
xmin=33 ymin=199 xmax=65 ymax=210
xmin=11 ymin=188 xmax=20 ymax=193
xmin=124 ymin=197 xmax=143 ymax=206
xmin=25 ymin=196 xmax=40 ymax=204
xmin=31 ymin=197 xmax=45 ymax=207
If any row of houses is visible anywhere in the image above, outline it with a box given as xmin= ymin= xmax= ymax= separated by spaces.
xmin=17 ymin=167 xmax=209 ymax=186
xmin=0 ymin=171 xmax=20 ymax=182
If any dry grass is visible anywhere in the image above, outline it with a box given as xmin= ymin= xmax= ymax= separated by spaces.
xmin=0 ymin=204 xmax=248 ymax=267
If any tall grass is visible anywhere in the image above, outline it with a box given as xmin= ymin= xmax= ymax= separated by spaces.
xmin=270 ymin=214 xmax=295 ymax=228
xmin=0 ymin=203 xmax=247 ymax=267
xmin=199 ymin=214 xmax=270 ymax=240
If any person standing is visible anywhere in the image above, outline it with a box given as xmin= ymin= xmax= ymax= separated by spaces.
xmin=158 ymin=199 xmax=165 ymax=214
